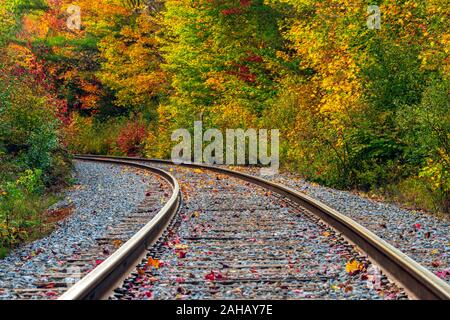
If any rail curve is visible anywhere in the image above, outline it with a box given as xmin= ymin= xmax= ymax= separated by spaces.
xmin=59 ymin=157 xmax=181 ymax=300
xmin=63 ymin=155 xmax=450 ymax=300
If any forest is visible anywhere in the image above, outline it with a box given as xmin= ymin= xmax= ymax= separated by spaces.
xmin=0 ymin=0 xmax=448 ymax=254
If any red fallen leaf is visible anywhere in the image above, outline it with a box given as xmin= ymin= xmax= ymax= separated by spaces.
xmin=176 ymin=277 xmax=185 ymax=283
xmin=177 ymin=251 xmax=187 ymax=259
xmin=46 ymin=291 xmax=57 ymax=297
xmin=45 ymin=283 xmax=55 ymax=289
xmin=436 ymin=269 xmax=450 ymax=279
xmin=206 ymin=251 xmax=213 ymax=255
xmin=361 ymin=274 xmax=369 ymax=280
xmin=250 ymin=268 xmax=258 ymax=274
xmin=205 ymin=271 xmax=216 ymax=281
xmin=145 ymin=192 xmax=151 ymax=197
xmin=432 ymin=260 xmax=441 ymax=268
xmin=205 ymin=270 xmax=224 ymax=281
xmin=95 ymin=259 xmax=104 ymax=266
xmin=413 ymin=223 xmax=421 ymax=230
xmin=345 ymin=260 xmax=365 ymax=275
xmin=145 ymin=291 xmax=152 ymax=298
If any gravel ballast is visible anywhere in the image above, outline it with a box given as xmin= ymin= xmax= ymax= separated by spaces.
xmin=231 ymin=167 xmax=450 ymax=285
xmin=0 ymin=161 xmax=162 ymax=299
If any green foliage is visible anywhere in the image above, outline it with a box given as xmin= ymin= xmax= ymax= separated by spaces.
xmin=0 ymin=169 xmax=48 ymax=250
xmin=0 ymin=78 xmax=59 ymax=178
xmin=0 ymin=38 xmax=71 ymax=253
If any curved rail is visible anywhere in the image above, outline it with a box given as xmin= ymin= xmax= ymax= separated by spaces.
xmin=75 ymin=154 xmax=450 ymax=300
xmin=58 ymin=157 xmax=181 ymax=300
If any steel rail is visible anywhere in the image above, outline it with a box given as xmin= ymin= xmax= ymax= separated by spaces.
xmin=58 ymin=156 xmax=181 ymax=300
xmin=75 ymin=154 xmax=450 ymax=300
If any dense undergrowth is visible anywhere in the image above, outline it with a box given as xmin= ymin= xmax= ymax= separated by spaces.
xmin=0 ymin=6 xmax=71 ymax=256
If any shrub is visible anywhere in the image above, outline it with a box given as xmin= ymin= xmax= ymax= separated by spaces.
xmin=0 ymin=169 xmax=44 ymax=249
xmin=116 ymin=120 xmax=147 ymax=156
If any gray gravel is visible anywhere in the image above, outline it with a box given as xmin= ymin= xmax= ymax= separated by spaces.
xmin=232 ymin=167 xmax=450 ymax=284
xmin=0 ymin=161 xmax=153 ymax=299
xmin=114 ymin=165 xmax=406 ymax=300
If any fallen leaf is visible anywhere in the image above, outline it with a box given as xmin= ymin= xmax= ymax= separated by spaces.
xmin=345 ymin=260 xmax=365 ymax=275
xmin=205 ymin=271 xmax=215 ymax=281
xmin=137 ymin=268 xmax=146 ymax=276
xmin=205 ymin=270 xmax=224 ymax=281
xmin=344 ymin=285 xmax=353 ymax=293
xmin=113 ymin=239 xmax=122 ymax=248
xmin=94 ymin=259 xmax=104 ymax=266
xmin=432 ymin=260 xmax=441 ymax=267
xmin=147 ymin=257 xmax=161 ymax=269
xmin=436 ymin=269 xmax=450 ymax=279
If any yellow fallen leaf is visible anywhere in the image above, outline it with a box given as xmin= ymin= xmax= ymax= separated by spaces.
xmin=113 ymin=239 xmax=122 ymax=248
xmin=431 ymin=249 xmax=439 ymax=255
xmin=147 ymin=257 xmax=161 ymax=269
xmin=194 ymin=169 xmax=203 ymax=174
xmin=175 ymin=244 xmax=189 ymax=250
xmin=345 ymin=260 xmax=365 ymax=274
xmin=323 ymin=231 xmax=331 ymax=237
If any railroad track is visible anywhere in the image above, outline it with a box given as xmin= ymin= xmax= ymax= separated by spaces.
xmin=55 ymin=155 xmax=450 ymax=300
xmin=0 ymin=159 xmax=178 ymax=300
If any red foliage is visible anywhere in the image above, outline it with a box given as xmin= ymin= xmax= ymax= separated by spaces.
xmin=244 ymin=54 xmax=263 ymax=63
xmin=117 ymin=121 xmax=147 ymax=156
xmin=221 ymin=8 xmax=242 ymax=15
xmin=227 ymin=64 xmax=257 ymax=83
